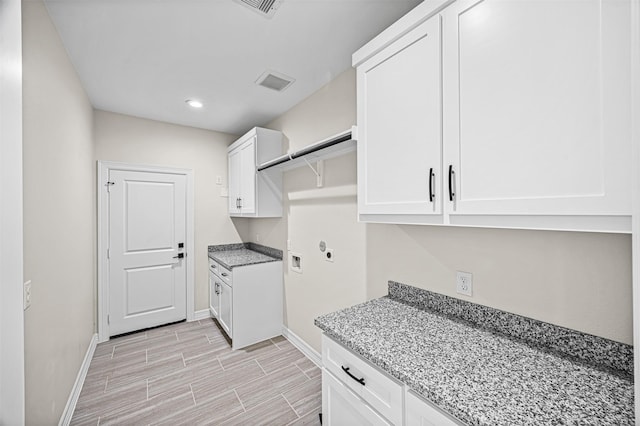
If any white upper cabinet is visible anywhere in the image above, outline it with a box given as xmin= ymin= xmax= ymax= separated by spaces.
xmin=354 ymin=0 xmax=633 ymax=232
xmin=358 ymin=15 xmax=442 ymax=217
xmin=442 ymin=0 xmax=632 ymax=231
xmin=228 ymin=127 xmax=283 ymax=218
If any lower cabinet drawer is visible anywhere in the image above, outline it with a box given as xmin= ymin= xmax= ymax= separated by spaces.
xmin=322 ymin=369 xmax=391 ymax=426
xmin=406 ymin=390 xmax=462 ymax=426
xmin=322 ymin=334 xmax=403 ymax=425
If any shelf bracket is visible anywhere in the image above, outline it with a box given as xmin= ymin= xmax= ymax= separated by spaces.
xmin=303 ymin=157 xmax=324 ymax=188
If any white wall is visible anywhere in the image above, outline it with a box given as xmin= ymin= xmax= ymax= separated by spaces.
xmin=22 ymin=1 xmax=95 ymax=422
xmin=94 ymin=110 xmax=247 ymax=311
xmin=0 ymin=0 xmax=25 ymax=423
xmin=249 ymin=69 xmax=367 ymax=352
xmin=251 ymin=67 xmax=633 ymax=351
xmin=367 ymin=225 xmax=632 ymax=344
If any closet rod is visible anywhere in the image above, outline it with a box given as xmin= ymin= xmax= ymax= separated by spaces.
xmin=257 ymin=131 xmax=352 ymax=172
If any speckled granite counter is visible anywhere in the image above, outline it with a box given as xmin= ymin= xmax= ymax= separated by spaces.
xmin=315 ymin=281 xmax=634 ymax=425
xmin=208 ymin=243 xmax=282 ymax=269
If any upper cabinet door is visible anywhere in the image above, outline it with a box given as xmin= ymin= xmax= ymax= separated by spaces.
xmin=358 ymin=16 xmax=442 ymax=216
xmin=228 ymin=148 xmax=242 ymax=216
xmin=239 ymin=138 xmax=256 ymax=215
xmin=442 ymin=0 xmax=632 ymax=220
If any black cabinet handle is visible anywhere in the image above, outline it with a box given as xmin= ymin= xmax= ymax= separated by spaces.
xmin=448 ymin=165 xmax=455 ymax=202
xmin=341 ymin=366 xmax=365 ymax=386
xmin=221 ymin=272 xmax=228 ymax=277
xmin=173 ymin=253 xmax=184 ymax=259
xmin=429 ymin=167 xmax=435 ymax=203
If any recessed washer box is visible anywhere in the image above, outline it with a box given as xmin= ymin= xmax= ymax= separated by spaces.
xmin=290 ymin=252 xmax=302 ymax=273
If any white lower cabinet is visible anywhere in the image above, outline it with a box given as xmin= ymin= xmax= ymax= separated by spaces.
xmin=322 ymin=369 xmax=391 ymax=426
xmin=208 ymin=258 xmax=283 ymax=350
xmin=208 ymin=268 xmax=220 ymax=318
xmin=322 ymin=334 xmax=463 ymax=425
xmin=218 ymin=280 xmax=232 ymax=336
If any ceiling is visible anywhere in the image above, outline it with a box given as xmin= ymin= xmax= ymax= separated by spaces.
xmin=43 ymin=0 xmax=422 ymax=135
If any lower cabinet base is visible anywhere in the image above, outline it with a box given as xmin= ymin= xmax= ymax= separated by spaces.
xmin=322 ymin=369 xmax=391 ymax=426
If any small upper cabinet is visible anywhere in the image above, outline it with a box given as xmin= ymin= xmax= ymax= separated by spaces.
xmin=228 ymin=127 xmax=283 ymax=218
xmin=354 ymin=0 xmax=633 ymax=232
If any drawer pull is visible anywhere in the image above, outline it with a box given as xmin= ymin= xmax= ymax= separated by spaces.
xmin=341 ymin=366 xmax=365 ymax=386
xmin=221 ymin=272 xmax=228 ymax=277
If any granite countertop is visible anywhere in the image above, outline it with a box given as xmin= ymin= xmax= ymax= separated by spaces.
xmin=208 ymin=243 xmax=282 ymax=269
xmin=315 ymin=282 xmax=634 ymax=426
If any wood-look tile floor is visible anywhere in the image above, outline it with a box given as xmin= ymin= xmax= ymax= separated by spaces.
xmin=71 ymin=319 xmax=322 ymax=425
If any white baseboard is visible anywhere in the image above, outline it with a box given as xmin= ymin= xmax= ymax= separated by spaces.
xmin=281 ymin=326 xmax=322 ymax=367
xmin=59 ymin=333 xmax=98 ymax=426
xmin=193 ymin=309 xmax=212 ymax=321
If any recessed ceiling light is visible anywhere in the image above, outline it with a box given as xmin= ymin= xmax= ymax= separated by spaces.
xmin=185 ymin=99 xmax=203 ymax=108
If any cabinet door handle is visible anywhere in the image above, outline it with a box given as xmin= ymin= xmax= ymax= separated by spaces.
xmin=221 ymin=272 xmax=228 ymax=277
xmin=341 ymin=366 xmax=365 ymax=386
xmin=239 ymin=197 xmax=242 ymax=208
xmin=429 ymin=167 xmax=435 ymax=203
xmin=215 ymin=282 xmax=220 ymax=295
xmin=448 ymin=165 xmax=455 ymax=202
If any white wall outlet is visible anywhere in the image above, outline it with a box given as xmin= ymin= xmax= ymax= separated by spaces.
xmin=325 ymin=249 xmax=334 ymax=262
xmin=256 ymin=233 xmax=261 ymax=242
xmin=220 ymin=187 xmax=229 ymax=197
xmin=291 ymin=253 xmax=302 ymax=273
xmin=24 ymin=280 xmax=32 ymax=310
xmin=216 ymin=176 xmax=223 ymax=185
xmin=456 ymin=271 xmax=473 ymax=296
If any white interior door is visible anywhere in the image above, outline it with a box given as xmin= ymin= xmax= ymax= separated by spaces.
xmin=108 ymin=169 xmax=187 ymax=336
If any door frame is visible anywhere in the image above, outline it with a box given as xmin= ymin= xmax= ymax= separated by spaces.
xmin=97 ymin=161 xmax=195 ymax=342
xmin=0 ymin=0 xmax=25 ymax=422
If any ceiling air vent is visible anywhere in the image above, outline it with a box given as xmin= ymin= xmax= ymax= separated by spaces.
xmin=256 ymin=70 xmax=295 ymax=92
xmin=234 ymin=0 xmax=282 ymax=18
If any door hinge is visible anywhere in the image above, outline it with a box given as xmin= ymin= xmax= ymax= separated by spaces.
xmin=107 ymin=248 xmax=110 ymax=259
xmin=107 ymin=314 xmax=110 ymax=325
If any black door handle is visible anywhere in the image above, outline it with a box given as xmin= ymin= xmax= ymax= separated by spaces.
xmin=448 ymin=165 xmax=455 ymax=202
xmin=429 ymin=167 xmax=435 ymax=203
xmin=341 ymin=366 xmax=365 ymax=386
xmin=173 ymin=253 xmax=185 ymax=259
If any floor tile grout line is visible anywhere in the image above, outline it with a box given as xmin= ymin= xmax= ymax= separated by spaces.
xmin=181 ymin=353 xmax=186 ymax=368
xmin=233 ymin=389 xmax=247 ymax=412
xmin=189 ymin=384 xmax=197 ymax=407
xmin=281 ymin=393 xmax=301 ymax=419
xmin=217 ymin=357 xmax=226 ymax=371
xmin=295 ymin=363 xmax=312 ymax=380
xmin=146 ymin=378 xmax=149 ymax=401
xmin=222 ymin=393 xmax=286 ymax=425
xmin=255 ymin=359 xmax=268 ymax=376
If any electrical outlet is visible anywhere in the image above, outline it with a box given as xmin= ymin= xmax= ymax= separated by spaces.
xmin=325 ymin=249 xmax=334 ymax=262
xmin=216 ymin=176 xmax=223 ymax=185
xmin=456 ymin=271 xmax=473 ymax=296
xmin=24 ymin=280 xmax=32 ymax=310
xmin=256 ymin=233 xmax=261 ymax=242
